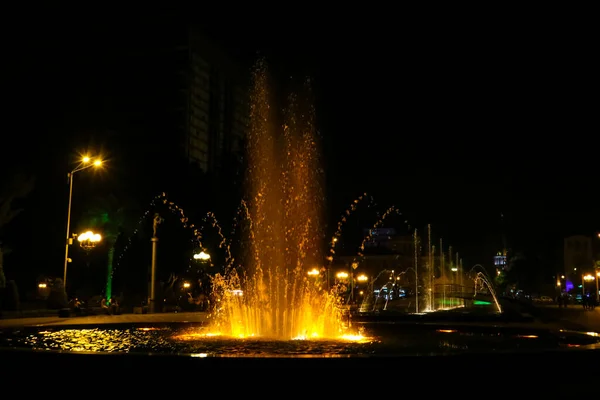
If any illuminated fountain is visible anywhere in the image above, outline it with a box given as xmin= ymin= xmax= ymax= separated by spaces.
xmin=474 ymin=271 xmax=502 ymax=313
xmin=207 ymin=62 xmax=348 ymax=340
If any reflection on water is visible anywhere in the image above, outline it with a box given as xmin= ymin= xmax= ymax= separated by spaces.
xmin=4 ymin=328 xmax=175 ymax=353
xmin=0 ymin=326 xmax=377 ymax=356
xmin=2 ymin=324 xmax=599 ymax=357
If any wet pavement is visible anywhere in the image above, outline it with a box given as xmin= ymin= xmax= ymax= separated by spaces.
xmin=537 ymin=304 xmax=600 ymax=332
xmin=1 ymin=305 xmax=599 ymax=333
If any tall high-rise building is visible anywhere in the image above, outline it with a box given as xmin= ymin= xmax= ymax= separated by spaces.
xmin=91 ymin=20 xmax=251 ymax=192
xmin=181 ymin=29 xmax=249 ymax=174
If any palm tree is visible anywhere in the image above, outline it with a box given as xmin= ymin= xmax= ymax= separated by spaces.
xmin=82 ymin=194 xmax=135 ymax=301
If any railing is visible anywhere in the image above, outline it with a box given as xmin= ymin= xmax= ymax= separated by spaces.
xmin=432 ymin=283 xmax=496 ymax=299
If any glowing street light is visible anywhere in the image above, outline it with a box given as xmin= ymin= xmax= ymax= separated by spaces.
xmin=77 ymin=230 xmax=102 ymax=250
xmin=336 ymin=271 xmax=349 ymax=279
xmin=63 ymin=154 xmax=103 ymax=288
xmin=356 ymin=274 xmax=368 ymax=282
xmin=37 ymin=282 xmax=49 ymax=298
xmin=193 ymin=251 xmax=211 ymax=261
xmin=583 ymin=274 xmax=595 ymax=301
xmin=307 ymin=268 xmax=319 ymax=277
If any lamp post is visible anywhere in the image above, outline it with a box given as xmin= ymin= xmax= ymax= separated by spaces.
xmin=350 ymin=262 xmax=358 ymax=304
xmin=596 ymin=270 xmax=600 ymax=304
xmin=63 ymin=156 xmax=102 ymax=289
xmin=149 ymin=213 xmax=164 ymax=314
xmin=583 ymin=274 xmax=594 ymax=303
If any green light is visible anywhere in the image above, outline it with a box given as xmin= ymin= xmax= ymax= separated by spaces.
xmin=473 ymin=300 xmax=492 ymax=305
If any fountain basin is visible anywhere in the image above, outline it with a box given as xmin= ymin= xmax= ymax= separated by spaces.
xmin=1 ymin=319 xmax=598 ymax=357
xmin=1 ymin=319 xmax=599 ymax=395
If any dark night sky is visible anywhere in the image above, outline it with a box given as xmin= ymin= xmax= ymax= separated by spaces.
xmin=2 ymin=9 xmax=599 ymax=275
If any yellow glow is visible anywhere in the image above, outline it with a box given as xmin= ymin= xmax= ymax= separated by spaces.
xmin=583 ymin=274 xmax=594 ymax=281
xmin=175 ymin=329 xmax=371 ymax=343
xmin=200 ymin=66 xmax=348 ymax=341
xmin=174 ymin=332 xmax=257 ymax=341
xmin=82 ymin=156 xmax=90 ymax=163
xmin=292 ymin=332 xmax=320 ymax=340
xmin=336 ymin=271 xmax=348 ymax=279
xmin=193 ymin=251 xmax=210 ymax=260
xmin=93 ymin=159 xmax=102 ymax=166
xmin=183 ymin=282 xmax=190 ymax=288
xmin=307 ymin=268 xmax=319 ymax=276
xmin=339 ymin=334 xmax=371 ymax=343
xmin=356 ymin=274 xmax=368 ymax=282
xmin=38 ymin=283 xmax=47 ymax=288
xmin=78 ymin=231 xmax=101 ymax=243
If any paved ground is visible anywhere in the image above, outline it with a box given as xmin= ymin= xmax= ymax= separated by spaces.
xmin=0 ymin=312 xmax=209 ymax=328
xmin=536 ymin=304 xmax=600 ymax=332
xmin=1 ymin=305 xmax=599 ymax=334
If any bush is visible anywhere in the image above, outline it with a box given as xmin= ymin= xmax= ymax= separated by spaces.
xmin=2 ymin=280 xmax=20 ymax=311
xmin=46 ymin=279 xmax=68 ymax=309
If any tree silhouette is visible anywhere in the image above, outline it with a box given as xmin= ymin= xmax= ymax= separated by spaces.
xmin=0 ymin=174 xmax=35 ymax=287
xmin=503 ymin=251 xmax=547 ymax=294
xmin=81 ymin=193 xmax=136 ymax=300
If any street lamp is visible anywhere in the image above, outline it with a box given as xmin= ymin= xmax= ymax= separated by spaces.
xmin=63 ymin=155 xmax=103 ymax=289
xmin=77 ymin=230 xmax=102 ymax=250
xmin=583 ymin=274 xmax=594 ymax=301
xmin=336 ymin=271 xmax=349 ymax=279
xmin=193 ymin=251 xmax=211 ymax=261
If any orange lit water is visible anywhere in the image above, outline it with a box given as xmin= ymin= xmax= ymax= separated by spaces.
xmin=207 ymin=62 xmax=349 ymax=339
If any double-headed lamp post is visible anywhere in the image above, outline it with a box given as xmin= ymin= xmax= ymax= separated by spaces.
xmin=63 ymin=155 xmax=102 ymax=289
xmin=77 ymin=231 xmax=102 ymax=250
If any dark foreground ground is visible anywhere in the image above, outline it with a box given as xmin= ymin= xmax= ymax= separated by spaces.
xmin=0 ymin=304 xmax=599 ymax=394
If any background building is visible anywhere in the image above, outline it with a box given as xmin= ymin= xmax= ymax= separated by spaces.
xmin=563 ymin=235 xmax=594 ymax=275
xmin=182 ymin=29 xmax=249 ymax=174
